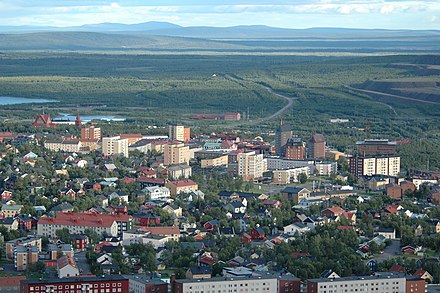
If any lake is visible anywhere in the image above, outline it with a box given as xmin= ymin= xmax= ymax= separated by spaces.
xmin=0 ymin=96 xmax=57 ymax=105
xmin=54 ymin=114 xmax=126 ymax=122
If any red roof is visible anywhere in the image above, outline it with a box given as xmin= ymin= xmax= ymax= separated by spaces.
xmin=0 ymin=276 xmax=26 ymax=287
xmin=119 ymin=134 xmax=142 ymax=139
xmin=137 ymin=177 xmax=165 ymax=184
xmin=140 ymin=226 xmax=180 ymax=235
xmin=290 ymin=252 xmax=310 ymax=259
xmin=414 ymin=268 xmax=429 ymax=278
xmin=323 ymin=206 xmax=345 ymax=216
xmin=57 ymin=255 xmax=77 ymax=270
xmin=337 ymin=225 xmax=354 ymax=230
xmin=385 ymin=205 xmax=399 ymax=214
xmin=169 ymin=180 xmax=197 ymax=187
xmin=38 ymin=212 xmax=131 ymax=228
xmin=389 ymin=264 xmax=406 ymax=273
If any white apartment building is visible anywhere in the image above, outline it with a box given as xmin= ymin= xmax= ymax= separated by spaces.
xmin=237 ymin=151 xmax=267 ymax=181
xmin=273 ymin=167 xmax=310 ymax=184
xmin=143 ymin=186 xmax=171 ymax=201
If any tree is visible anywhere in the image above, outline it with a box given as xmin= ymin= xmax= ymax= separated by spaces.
xmin=298 ymin=173 xmax=308 ymax=184
xmin=56 ymin=228 xmax=73 ymax=244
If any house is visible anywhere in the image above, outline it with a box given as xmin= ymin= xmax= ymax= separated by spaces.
xmin=388 ymin=264 xmax=406 ymax=273
xmin=165 ymin=180 xmax=198 ymax=196
xmin=23 ymin=151 xmax=38 ymax=159
xmin=376 ymin=227 xmax=396 ymax=239
xmin=321 ymin=269 xmax=340 ymax=279
xmin=83 ymin=182 xmax=101 ymax=191
xmin=203 ymin=220 xmax=220 ymax=232
xmin=133 ymin=214 xmax=161 ymax=226
xmin=261 ymin=199 xmax=281 ymax=209
xmin=281 ymin=187 xmax=311 ymax=204
xmin=401 ymin=245 xmax=420 ymax=254
xmin=162 ymin=204 xmax=182 ymax=218
xmin=72 ymin=234 xmax=89 ymax=251
xmin=321 ymin=206 xmax=345 ymax=218
xmin=250 ymin=226 xmax=266 ymax=240
xmin=225 ymin=201 xmax=247 ymax=214
xmin=15 ymin=214 xmax=33 ymax=230
xmin=51 ymin=202 xmax=74 ymax=215
xmin=283 ymin=223 xmax=310 ymax=236
xmin=107 ymin=191 xmax=129 ymax=204
xmin=143 ymin=186 xmax=171 ymax=201
xmin=1 ymin=204 xmax=22 ymax=218
xmin=57 ymin=255 xmax=79 ymax=278
xmin=413 ymin=268 xmax=433 ymax=283
xmin=186 ymin=266 xmax=212 ymax=279
xmin=0 ymin=217 xmax=18 ymax=231
xmin=1 ymin=190 xmax=12 ymax=201
xmin=140 ymin=226 xmax=180 ymax=241
xmin=57 ymin=188 xmax=77 ymax=200
xmin=339 ymin=211 xmax=356 ymax=224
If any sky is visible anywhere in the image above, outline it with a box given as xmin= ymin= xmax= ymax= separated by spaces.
xmin=0 ymin=0 xmax=439 ymax=30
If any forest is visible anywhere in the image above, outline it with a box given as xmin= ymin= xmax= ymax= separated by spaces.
xmin=0 ymin=51 xmax=439 ymax=170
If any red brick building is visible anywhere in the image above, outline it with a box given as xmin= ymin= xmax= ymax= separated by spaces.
xmin=32 ymin=113 xmax=56 ymax=129
xmin=308 ymin=134 xmax=326 ymax=159
xmin=20 ymin=275 xmax=129 ymax=293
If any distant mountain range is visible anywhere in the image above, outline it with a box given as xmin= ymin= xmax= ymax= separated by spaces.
xmin=0 ymin=22 xmax=439 ymax=52
xmin=1 ymin=21 xmax=440 ymax=39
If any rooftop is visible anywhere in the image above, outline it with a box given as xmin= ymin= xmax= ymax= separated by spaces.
xmin=21 ymin=275 xmax=128 ymax=285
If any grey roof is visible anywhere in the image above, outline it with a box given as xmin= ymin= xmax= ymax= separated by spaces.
xmin=51 ymin=202 xmax=74 ymax=212
xmin=21 ymin=275 xmax=127 ymax=285
xmin=175 ymin=272 xmax=299 ymax=284
xmin=309 ymin=272 xmax=406 ymax=283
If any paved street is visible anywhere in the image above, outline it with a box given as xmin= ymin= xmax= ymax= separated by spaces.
xmin=427 ymin=285 xmax=440 ymax=293
xmin=375 ymin=239 xmax=401 ymax=263
xmin=75 ymin=251 xmax=91 ymax=275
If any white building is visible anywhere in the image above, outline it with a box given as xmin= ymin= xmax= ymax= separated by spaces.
xmin=315 ymin=162 xmax=338 ymax=175
xmin=266 ymin=157 xmax=315 ymax=171
xmin=237 ymin=151 xmax=267 ymax=181
xmin=143 ymin=186 xmax=171 ymax=201
xmin=57 ymin=255 xmax=79 ymax=278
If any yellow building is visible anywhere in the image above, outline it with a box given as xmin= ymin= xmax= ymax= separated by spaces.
xmin=169 ymin=124 xmax=190 ymax=142
xmin=102 ymin=136 xmax=129 ymax=158
xmin=164 ymin=142 xmax=190 ymax=166
xmin=1 ymin=204 xmax=22 ymax=218
xmin=237 ymin=151 xmax=267 ymax=181
xmin=201 ymin=155 xmax=229 ymax=168
xmin=165 ymin=180 xmax=198 ymax=196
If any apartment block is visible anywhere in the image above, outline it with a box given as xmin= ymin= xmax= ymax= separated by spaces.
xmin=169 ymin=124 xmax=190 ymax=142
xmin=307 ymin=273 xmax=425 ymax=293
xmin=164 ymin=142 xmax=190 ymax=166
xmin=273 ymin=167 xmax=310 ymax=184
xmin=125 ymin=274 xmax=168 ymax=293
xmin=20 ymin=275 xmax=129 ymax=293
xmin=237 ymin=151 xmax=267 ymax=181
xmin=37 ymin=212 xmax=133 ymax=237
xmin=315 ymin=162 xmax=338 ymax=176
xmin=201 ymin=154 xmax=229 ymax=168
xmin=44 ymin=138 xmax=82 ymax=153
xmin=81 ymin=125 xmax=101 ymax=140
xmin=102 ymin=136 xmax=129 ymax=158
xmin=14 ymin=246 xmax=39 ymax=271
xmin=172 ymin=273 xmax=300 ymax=293
xmin=6 ymin=235 xmax=42 ymax=259
xmin=349 ymin=155 xmax=401 ymax=177
xmin=308 ymin=134 xmax=326 ymax=159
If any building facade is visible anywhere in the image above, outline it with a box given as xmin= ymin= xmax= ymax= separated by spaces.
xmin=356 ymin=139 xmax=397 ymax=155
xmin=20 ymin=275 xmax=129 ymax=293
xmin=273 ymin=167 xmax=310 ymax=184
xmin=102 ymin=136 xmax=129 ymax=158
xmin=308 ymin=134 xmax=326 ymax=159
xmin=164 ymin=142 xmax=190 ymax=166
xmin=275 ymin=122 xmax=292 ymax=156
xmin=81 ymin=126 xmax=101 ymax=140
xmin=349 ymin=156 xmax=401 ymax=177
xmin=237 ymin=151 xmax=267 ymax=181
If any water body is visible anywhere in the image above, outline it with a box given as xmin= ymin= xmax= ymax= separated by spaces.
xmin=55 ymin=114 xmax=126 ymax=122
xmin=0 ymin=96 xmax=57 ymax=105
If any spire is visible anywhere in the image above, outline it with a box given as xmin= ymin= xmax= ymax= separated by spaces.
xmin=75 ymin=111 xmax=82 ymax=128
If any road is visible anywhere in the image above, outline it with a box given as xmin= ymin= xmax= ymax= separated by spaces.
xmin=224 ymin=74 xmax=296 ymax=125
xmin=374 ymin=239 xmax=401 ymax=263
xmin=75 ymin=251 xmax=91 ymax=275
xmin=344 ymin=85 xmax=440 ymax=105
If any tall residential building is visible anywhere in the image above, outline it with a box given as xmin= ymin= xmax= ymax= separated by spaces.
xmin=102 ymin=136 xmax=129 ymax=158
xmin=275 ymin=121 xmax=292 ymax=156
xmin=349 ymin=155 xmax=401 ymax=177
xmin=169 ymin=124 xmax=190 ymax=142
xmin=307 ymin=272 xmax=425 ymax=293
xmin=81 ymin=125 xmax=101 ymax=140
xmin=237 ymin=151 xmax=267 ymax=181
xmin=164 ymin=142 xmax=190 ymax=166
xmin=356 ymin=139 xmax=397 ymax=155
xmin=283 ymin=137 xmax=305 ymax=160
xmin=308 ymin=134 xmax=326 ymax=159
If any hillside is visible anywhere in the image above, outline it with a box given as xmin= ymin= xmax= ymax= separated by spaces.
xmin=0 ymin=32 xmax=246 ymax=51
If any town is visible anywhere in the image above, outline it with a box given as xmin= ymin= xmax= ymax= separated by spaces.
xmin=0 ymin=111 xmax=438 ymax=293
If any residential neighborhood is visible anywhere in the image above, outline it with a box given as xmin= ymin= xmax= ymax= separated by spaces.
xmin=0 ymin=117 xmax=438 ymax=293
